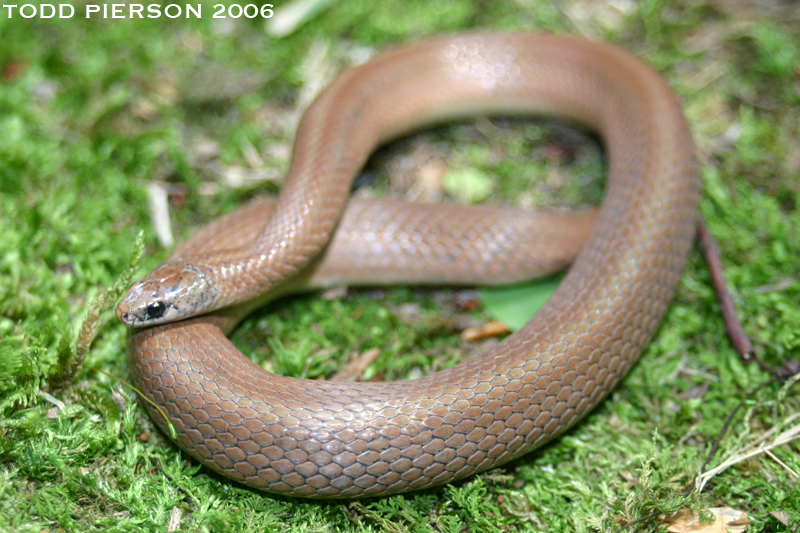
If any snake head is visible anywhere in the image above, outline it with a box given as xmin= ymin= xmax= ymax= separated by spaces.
xmin=116 ymin=261 xmax=218 ymax=327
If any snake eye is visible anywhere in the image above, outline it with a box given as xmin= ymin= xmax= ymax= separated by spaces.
xmin=146 ymin=301 xmax=167 ymax=319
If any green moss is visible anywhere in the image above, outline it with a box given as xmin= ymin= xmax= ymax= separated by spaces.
xmin=1 ymin=1 xmax=798 ymax=532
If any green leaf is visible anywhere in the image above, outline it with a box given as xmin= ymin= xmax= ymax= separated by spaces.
xmin=479 ymin=276 xmax=563 ymax=331
xmin=443 ymin=168 xmax=493 ymax=203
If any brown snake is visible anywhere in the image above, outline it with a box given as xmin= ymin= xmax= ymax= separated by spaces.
xmin=117 ymin=34 xmax=699 ymax=498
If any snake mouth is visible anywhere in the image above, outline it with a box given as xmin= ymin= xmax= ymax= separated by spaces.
xmin=117 ymin=300 xmax=179 ymax=327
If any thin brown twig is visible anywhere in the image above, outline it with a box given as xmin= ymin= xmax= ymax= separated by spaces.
xmin=617 ymin=510 xmax=663 ymax=532
xmin=696 ymin=217 xmax=754 ymax=363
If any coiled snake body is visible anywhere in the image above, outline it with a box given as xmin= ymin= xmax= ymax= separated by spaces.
xmin=118 ymin=34 xmax=699 ymax=498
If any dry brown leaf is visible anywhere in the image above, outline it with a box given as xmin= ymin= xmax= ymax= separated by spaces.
xmin=167 ymin=506 xmax=182 ymax=532
xmin=331 ymin=348 xmax=381 ymax=382
xmin=413 ymin=159 xmax=446 ymax=202
xmin=662 ymin=507 xmax=749 ymax=533
xmin=768 ymin=510 xmax=791 ymax=526
xmin=461 ymin=320 xmax=510 ymax=341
